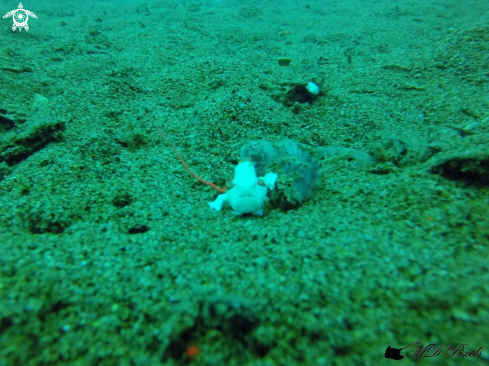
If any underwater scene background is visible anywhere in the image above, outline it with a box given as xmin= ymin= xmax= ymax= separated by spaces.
xmin=0 ymin=0 xmax=488 ymax=364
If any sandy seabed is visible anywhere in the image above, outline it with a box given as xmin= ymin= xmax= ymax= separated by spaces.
xmin=1 ymin=0 xmax=488 ymax=365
